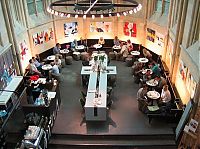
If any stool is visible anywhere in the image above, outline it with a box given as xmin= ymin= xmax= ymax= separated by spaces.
xmin=80 ymin=52 xmax=89 ymax=61
xmin=127 ymin=54 xmax=133 ymax=58
xmin=125 ymin=57 xmax=133 ymax=67
xmin=116 ymin=53 xmax=121 ymax=61
xmin=65 ymin=56 xmax=73 ymax=65
xmin=73 ymin=52 xmax=80 ymax=61
xmin=109 ymin=52 xmax=116 ymax=60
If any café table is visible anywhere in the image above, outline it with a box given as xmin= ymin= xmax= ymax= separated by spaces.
xmin=42 ymin=64 xmax=52 ymax=77
xmin=60 ymin=49 xmax=69 ymax=57
xmin=131 ymin=51 xmax=140 ymax=56
xmin=42 ymin=64 xmax=52 ymax=71
xmin=113 ymin=45 xmax=121 ymax=52
xmin=147 ymin=90 xmax=160 ymax=105
xmin=47 ymin=55 xmax=55 ymax=61
xmin=93 ymin=44 xmax=102 ymax=49
xmin=142 ymin=69 xmax=153 ymax=74
xmin=146 ymin=79 xmax=158 ymax=87
xmin=75 ymin=45 xmax=85 ymax=52
xmin=138 ymin=58 xmax=149 ymax=63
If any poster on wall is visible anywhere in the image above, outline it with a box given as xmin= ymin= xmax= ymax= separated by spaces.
xmin=19 ymin=40 xmax=29 ymax=60
xmin=123 ymin=22 xmax=137 ymax=37
xmin=0 ymin=49 xmax=16 ymax=90
xmin=155 ymin=32 xmax=164 ymax=47
xmin=179 ymin=60 xmax=187 ymax=81
xmin=64 ymin=22 xmax=78 ymax=38
xmin=146 ymin=28 xmax=155 ymax=42
xmin=186 ymin=71 xmax=197 ymax=99
xmin=32 ymin=28 xmax=54 ymax=46
xmin=90 ymin=22 xmax=112 ymax=33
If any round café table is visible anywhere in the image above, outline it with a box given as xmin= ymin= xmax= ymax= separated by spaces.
xmin=75 ymin=45 xmax=85 ymax=52
xmin=60 ymin=49 xmax=70 ymax=58
xmin=146 ymin=79 xmax=158 ymax=87
xmin=42 ymin=64 xmax=52 ymax=77
xmin=60 ymin=49 xmax=69 ymax=54
xmin=142 ymin=69 xmax=153 ymax=74
xmin=138 ymin=58 xmax=149 ymax=63
xmin=147 ymin=90 xmax=160 ymax=105
xmin=93 ymin=44 xmax=102 ymax=49
xmin=131 ymin=51 xmax=140 ymax=56
xmin=47 ymin=55 xmax=55 ymax=61
xmin=113 ymin=45 xmax=121 ymax=52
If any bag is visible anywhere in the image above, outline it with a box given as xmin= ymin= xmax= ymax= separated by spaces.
xmin=30 ymin=75 xmax=39 ymax=81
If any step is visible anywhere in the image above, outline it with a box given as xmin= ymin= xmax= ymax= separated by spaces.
xmin=50 ymin=133 xmax=175 ymax=140
xmin=48 ymin=134 xmax=177 ymax=149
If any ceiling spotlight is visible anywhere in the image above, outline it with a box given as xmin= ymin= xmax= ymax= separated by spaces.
xmin=75 ymin=14 xmax=78 ymax=18
xmin=123 ymin=12 xmax=127 ymax=16
xmin=129 ymin=10 xmax=133 ymax=14
xmin=67 ymin=14 xmax=70 ymax=18
xmin=47 ymin=7 xmax=51 ymax=12
xmin=109 ymin=13 xmax=112 ymax=17
xmin=50 ymin=10 xmax=54 ymax=14
xmin=83 ymin=15 xmax=86 ymax=19
xmin=117 ymin=13 xmax=120 ymax=17
xmin=54 ymin=11 xmax=58 ymax=16
xmin=92 ymin=15 xmax=95 ymax=19
xmin=101 ymin=14 xmax=104 ymax=18
xmin=60 ymin=13 xmax=64 ymax=17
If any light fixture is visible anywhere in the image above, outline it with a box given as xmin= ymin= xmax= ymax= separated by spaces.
xmin=47 ymin=0 xmax=142 ymax=18
xmin=92 ymin=15 xmax=95 ymax=19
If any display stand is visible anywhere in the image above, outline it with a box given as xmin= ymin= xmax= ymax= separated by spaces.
xmin=178 ymin=107 xmax=200 ymax=149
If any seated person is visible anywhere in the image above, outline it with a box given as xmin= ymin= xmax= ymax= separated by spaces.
xmin=160 ymin=85 xmax=171 ymax=105
xmin=54 ymin=56 xmax=62 ymax=67
xmin=151 ymin=63 xmax=161 ymax=77
xmin=137 ymin=84 xmax=148 ymax=101
xmin=98 ymin=37 xmax=105 ymax=45
xmin=79 ymin=37 xmax=87 ymax=46
xmin=28 ymin=59 xmax=42 ymax=77
xmin=113 ymin=36 xmax=120 ymax=46
xmin=126 ymin=39 xmax=133 ymax=52
xmin=132 ymin=62 xmax=143 ymax=84
xmin=143 ymin=48 xmax=152 ymax=59
xmin=71 ymin=39 xmax=78 ymax=51
xmin=32 ymin=57 xmax=43 ymax=71
xmin=82 ymin=56 xmax=90 ymax=66
xmin=154 ymin=76 xmax=167 ymax=92
xmin=120 ymin=44 xmax=129 ymax=60
xmin=53 ymin=43 xmax=61 ymax=55
xmin=50 ymin=62 xmax=60 ymax=75
xmin=142 ymin=70 xmax=152 ymax=83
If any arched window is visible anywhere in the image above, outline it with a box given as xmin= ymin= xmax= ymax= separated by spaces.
xmin=27 ymin=0 xmax=44 ymax=15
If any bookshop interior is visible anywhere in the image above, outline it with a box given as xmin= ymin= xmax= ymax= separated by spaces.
xmin=0 ymin=0 xmax=199 ymax=148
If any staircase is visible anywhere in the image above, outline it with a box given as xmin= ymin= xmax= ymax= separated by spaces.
xmin=48 ymin=133 xmax=177 ymax=149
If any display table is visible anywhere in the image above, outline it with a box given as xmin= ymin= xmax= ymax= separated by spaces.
xmin=81 ymin=53 xmax=117 ymax=121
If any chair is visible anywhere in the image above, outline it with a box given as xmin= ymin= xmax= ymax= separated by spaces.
xmin=138 ymin=99 xmax=149 ymax=113
xmin=79 ymin=98 xmax=85 ymax=108
xmin=146 ymin=101 xmax=183 ymax=124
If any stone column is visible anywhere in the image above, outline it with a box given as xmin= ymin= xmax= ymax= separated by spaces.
xmin=162 ymin=0 xmax=174 ymax=61
xmin=1 ymin=0 xmax=23 ymax=75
